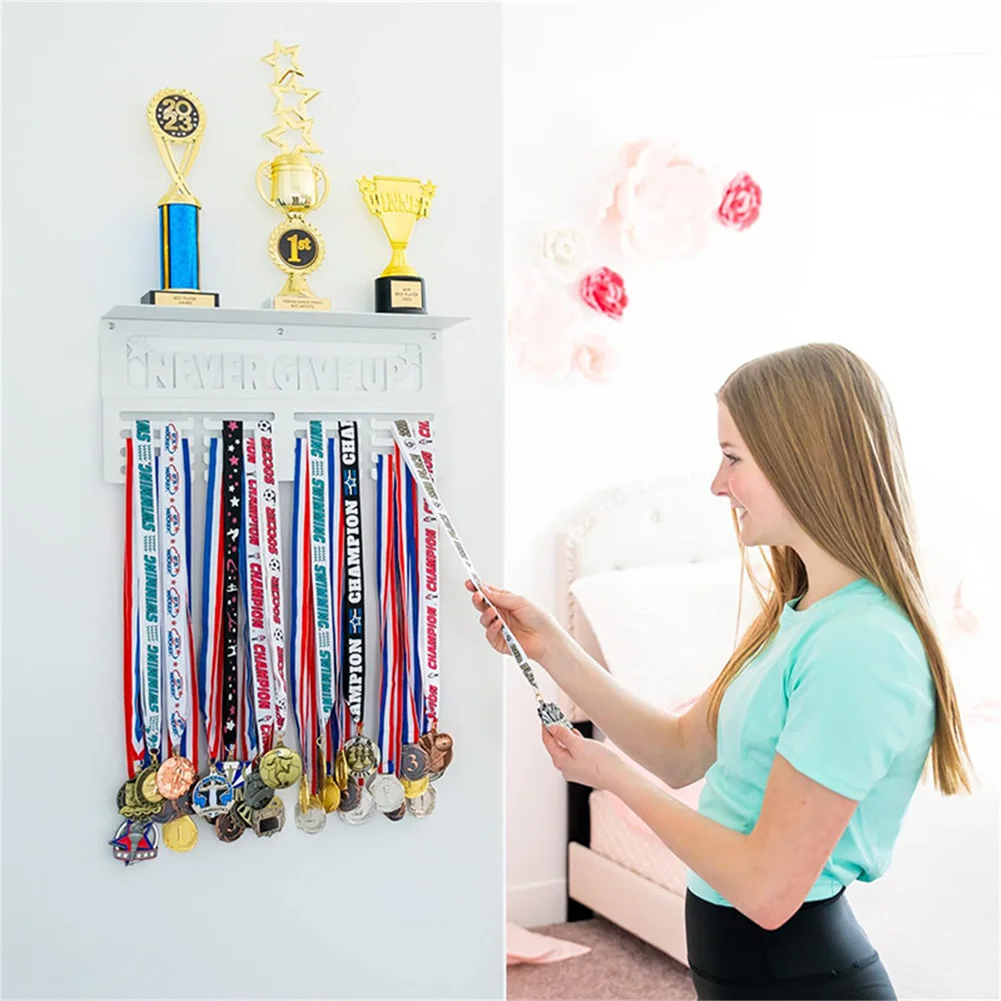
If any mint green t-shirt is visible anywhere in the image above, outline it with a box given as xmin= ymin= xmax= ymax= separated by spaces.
xmin=687 ymin=577 xmax=936 ymax=907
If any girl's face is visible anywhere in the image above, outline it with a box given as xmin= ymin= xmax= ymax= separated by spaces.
xmin=711 ymin=402 xmax=794 ymax=548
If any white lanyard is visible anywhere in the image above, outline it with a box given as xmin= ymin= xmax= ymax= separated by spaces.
xmin=415 ymin=421 xmax=440 ymax=734
xmin=390 ymin=420 xmax=572 ymax=729
xmin=255 ymin=420 xmax=290 ymax=741
xmin=157 ymin=421 xmax=193 ymax=757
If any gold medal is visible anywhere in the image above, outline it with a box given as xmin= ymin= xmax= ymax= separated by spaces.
xmin=334 ymin=749 xmax=350 ymax=790
xmin=135 ymin=764 xmax=165 ymax=806
xmin=162 ymin=815 xmax=199 ymax=853
xmin=321 ymin=776 xmax=341 ymax=813
xmin=258 ymin=743 xmax=303 ymax=789
xmin=401 ymin=775 xmax=429 ymax=799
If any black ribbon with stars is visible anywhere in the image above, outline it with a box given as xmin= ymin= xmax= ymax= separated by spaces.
xmin=222 ymin=419 xmax=242 ymax=759
xmin=338 ymin=420 xmax=367 ymax=728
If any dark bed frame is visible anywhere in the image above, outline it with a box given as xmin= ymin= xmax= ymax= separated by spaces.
xmin=566 ymin=719 xmax=595 ymax=922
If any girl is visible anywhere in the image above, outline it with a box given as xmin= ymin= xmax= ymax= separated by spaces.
xmin=467 ymin=343 xmax=972 ymax=1001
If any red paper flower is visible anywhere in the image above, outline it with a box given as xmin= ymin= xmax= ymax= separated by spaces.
xmin=717 ymin=173 xmax=762 ymax=230
xmin=578 ymin=267 xmax=628 ymax=319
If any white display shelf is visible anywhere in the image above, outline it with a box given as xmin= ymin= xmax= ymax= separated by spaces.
xmin=99 ymin=305 xmax=468 ymax=483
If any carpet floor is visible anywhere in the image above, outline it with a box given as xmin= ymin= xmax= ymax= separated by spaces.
xmin=507 ymin=918 xmax=698 ymax=1000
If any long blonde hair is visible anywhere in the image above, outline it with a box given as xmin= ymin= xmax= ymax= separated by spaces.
xmin=707 ymin=344 xmax=972 ymax=795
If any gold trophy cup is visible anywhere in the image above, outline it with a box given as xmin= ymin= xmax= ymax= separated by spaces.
xmin=357 ymin=175 xmax=435 ymax=314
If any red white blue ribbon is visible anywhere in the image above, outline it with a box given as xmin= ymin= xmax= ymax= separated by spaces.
xmin=123 ymin=436 xmax=146 ymax=779
xmin=376 ymin=452 xmax=402 ymax=775
xmin=325 ymin=436 xmax=344 ymax=770
xmin=134 ymin=420 xmax=163 ymax=763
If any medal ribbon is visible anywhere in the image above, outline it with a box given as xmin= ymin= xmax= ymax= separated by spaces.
xmin=158 ymin=421 xmax=195 ymax=761
xmin=391 ymin=420 xmax=568 ymax=724
xmin=416 ymin=421 xmax=440 ymax=735
xmin=134 ymin=420 xmax=163 ymax=763
xmin=376 ymin=453 xmax=402 ymax=775
xmin=325 ymin=436 xmax=345 ymax=772
xmin=338 ymin=420 xmax=366 ymax=732
xmin=307 ymin=421 xmax=335 ymax=740
xmin=256 ymin=421 xmax=290 ymax=740
xmin=123 ymin=436 xmax=146 ymax=779
xmin=290 ymin=436 xmax=319 ymax=793
xmin=242 ymin=432 xmax=275 ymax=755
xmin=221 ymin=420 xmax=243 ymax=759
xmin=199 ymin=436 xmax=226 ymax=763
xmin=394 ymin=446 xmax=420 ymax=748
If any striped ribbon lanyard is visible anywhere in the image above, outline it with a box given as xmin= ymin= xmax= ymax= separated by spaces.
xmin=416 ymin=421 xmax=440 ymax=738
xmin=199 ymin=436 xmax=226 ymax=764
xmin=325 ymin=435 xmax=345 ymax=779
xmin=123 ymin=436 xmax=146 ymax=779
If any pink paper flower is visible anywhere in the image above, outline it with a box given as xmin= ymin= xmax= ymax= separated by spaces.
xmin=573 ymin=333 xmax=617 ymax=382
xmin=601 ymin=141 xmax=715 ymax=260
xmin=717 ymin=172 xmax=762 ymax=230
xmin=578 ymin=266 xmax=628 ymax=319
xmin=507 ymin=270 xmax=579 ymax=380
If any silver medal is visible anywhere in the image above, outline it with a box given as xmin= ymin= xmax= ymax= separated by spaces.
xmin=294 ymin=803 xmax=328 ymax=835
xmin=368 ymin=773 xmax=406 ymax=813
xmin=407 ymin=785 xmax=437 ymax=819
xmin=343 ymin=735 xmax=380 ymax=778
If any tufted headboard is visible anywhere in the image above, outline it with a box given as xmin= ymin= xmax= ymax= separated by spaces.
xmin=554 ymin=479 xmax=738 ymax=721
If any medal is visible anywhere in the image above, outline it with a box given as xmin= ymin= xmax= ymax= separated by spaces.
xmin=385 ymin=803 xmax=407 ymax=822
xmin=338 ymin=777 xmax=362 ymax=812
xmin=117 ymin=779 xmax=138 ymax=816
xmin=162 ymin=815 xmax=199 ymax=852
xmin=134 ymin=765 xmax=165 ymax=807
xmin=368 ymin=773 xmax=406 ymax=813
xmin=407 ymin=785 xmax=436 ymax=819
xmin=294 ymin=783 xmax=327 ymax=834
xmin=420 ymin=729 xmax=454 ymax=775
xmin=215 ymin=758 xmax=249 ymax=791
xmin=334 ymin=749 xmax=349 ymax=790
xmin=258 ymin=743 xmax=302 ymax=789
xmin=401 ymin=775 xmax=429 ymax=799
xmin=400 ymin=742 xmax=430 ymax=781
xmin=338 ymin=786 xmax=376 ymax=826
xmin=343 ymin=734 xmax=379 ymax=777
xmin=244 ymin=768 xmax=276 ymax=810
xmin=191 ymin=772 xmax=234 ymax=819
xmin=109 ymin=820 xmax=158 ymax=865
xmin=320 ymin=776 xmax=342 ymax=813
xmin=252 ymin=796 xmax=286 ymax=837
xmin=215 ymin=809 xmax=246 ymax=843
xmin=157 ymin=755 xmax=197 ymax=799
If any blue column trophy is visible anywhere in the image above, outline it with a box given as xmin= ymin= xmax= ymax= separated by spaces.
xmin=142 ymin=89 xmax=220 ymax=307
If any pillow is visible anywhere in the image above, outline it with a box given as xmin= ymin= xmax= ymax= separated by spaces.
xmin=570 ymin=556 xmax=769 ymax=710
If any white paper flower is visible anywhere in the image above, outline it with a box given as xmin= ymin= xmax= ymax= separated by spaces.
xmin=542 ymin=226 xmax=589 ymax=271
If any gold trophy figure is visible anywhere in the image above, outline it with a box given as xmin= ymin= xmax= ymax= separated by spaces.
xmin=258 ymin=41 xmax=331 ymax=310
xmin=357 ymin=176 xmax=435 ymax=314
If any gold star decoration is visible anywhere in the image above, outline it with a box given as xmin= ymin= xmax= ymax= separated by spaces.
xmin=269 ymin=75 xmax=320 ymax=121
xmin=285 ymin=111 xmax=323 ymax=156
xmin=261 ymin=40 xmax=304 ymax=85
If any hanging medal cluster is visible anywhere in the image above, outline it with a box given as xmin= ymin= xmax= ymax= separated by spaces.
xmin=113 ymin=416 xmax=455 ymax=864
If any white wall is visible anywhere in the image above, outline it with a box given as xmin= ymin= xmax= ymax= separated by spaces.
xmin=503 ymin=0 xmax=1001 ymax=927
xmin=1 ymin=3 xmax=504 ymax=999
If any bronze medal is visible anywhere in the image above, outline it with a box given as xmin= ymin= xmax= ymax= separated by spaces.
xmin=385 ymin=803 xmax=407 ymax=822
xmin=420 ymin=729 xmax=454 ymax=774
xmin=156 ymin=755 xmax=197 ymax=800
xmin=215 ymin=809 xmax=246 ymax=843
xmin=400 ymin=743 xmax=430 ymax=781
xmin=338 ymin=778 xmax=362 ymax=813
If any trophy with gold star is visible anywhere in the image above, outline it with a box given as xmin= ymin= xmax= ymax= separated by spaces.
xmin=143 ymin=88 xmax=220 ymax=307
xmin=257 ymin=41 xmax=331 ymax=310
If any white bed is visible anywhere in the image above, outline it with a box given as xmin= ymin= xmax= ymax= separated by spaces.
xmin=554 ymin=480 xmax=999 ymax=999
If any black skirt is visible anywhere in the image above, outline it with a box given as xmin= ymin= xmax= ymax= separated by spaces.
xmin=685 ymin=887 xmax=897 ymax=1000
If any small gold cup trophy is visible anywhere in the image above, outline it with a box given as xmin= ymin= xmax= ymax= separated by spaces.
xmin=357 ymin=175 xmax=436 ymax=314
xmin=143 ymin=88 xmax=219 ymax=307
xmin=257 ymin=41 xmax=331 ymax=310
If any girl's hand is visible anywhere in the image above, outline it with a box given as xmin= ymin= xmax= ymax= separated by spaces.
xmin=465 ymin=579 xmax=559 ymax=663
xmin=540 ymin=723 xmax=626 ymax=791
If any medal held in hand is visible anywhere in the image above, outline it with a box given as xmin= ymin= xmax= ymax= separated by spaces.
xmin=391 ymin=419 xmax=574 ymax=731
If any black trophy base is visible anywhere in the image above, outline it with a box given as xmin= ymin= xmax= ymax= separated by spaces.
xmin=375 ymin=275 xmax=426 ymax=314
xmin=142 ymin=289 xmax=220 ymax=308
